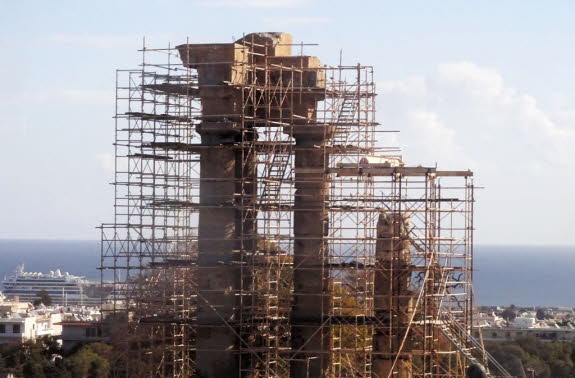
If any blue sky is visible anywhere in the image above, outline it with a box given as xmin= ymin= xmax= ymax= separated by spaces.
xmin=0 ymin=0 xmax=574 ymax=245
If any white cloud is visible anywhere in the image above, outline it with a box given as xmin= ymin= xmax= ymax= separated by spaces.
xmin=96 ymin=152 xmax=115 ymax=173
xmin=404 ymin=109 xmax=476 ymax=169
xmin=379 ymin=61 xmax=575 ymax=173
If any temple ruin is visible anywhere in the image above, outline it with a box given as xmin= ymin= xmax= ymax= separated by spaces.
xmin=100 ymin=32 xmax=509 ymax=377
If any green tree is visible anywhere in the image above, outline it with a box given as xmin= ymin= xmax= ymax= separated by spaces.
xmin=536 ymin=309 xmax=546 ymax=320
xmin=22 ymin=360 xmax=46 ymax=378
xmin=66 ymin=343 xmax=112 ymax=378
xmin=501 ymin=308 xmax=517 ymax=322
xmin=487 ymin=337 xmax=575 ymax=378
xmin=33 ymin=289 xmax=53 ymax=307
xmin=0 ymin=337 xmax=67 ymax=377
xmin=88 ymin=358 xmax=109 ymax=378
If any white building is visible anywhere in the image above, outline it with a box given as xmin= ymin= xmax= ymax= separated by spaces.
xmin=0 ymin=295 xmax=92 ymax=344
xmin=0 ymin=311 xmax=62 ymax=344
xmin=513 ymin=316 xmax=537 ymax=329
xmin=473 ymin=311 xmax=504 ymax=328
xmin=0 ymin=296 xmax=33 ymax=315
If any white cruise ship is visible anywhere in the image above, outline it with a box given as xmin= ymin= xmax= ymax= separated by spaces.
xmin=1 ymin=265 xmax=99 ymax=306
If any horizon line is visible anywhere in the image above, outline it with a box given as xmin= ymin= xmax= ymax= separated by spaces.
xmin=0 ymin=238 xmax=574 ymax=248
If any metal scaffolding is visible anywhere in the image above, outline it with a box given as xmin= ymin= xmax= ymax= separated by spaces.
xmin=100 ymin=33 xmax=508 ymax=378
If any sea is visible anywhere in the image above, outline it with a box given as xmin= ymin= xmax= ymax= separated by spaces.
xmin=0 ymin=240 xmax=573 ymax=307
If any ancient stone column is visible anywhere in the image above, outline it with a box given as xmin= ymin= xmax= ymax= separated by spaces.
xmin=269 ymin=53 xmax=331 ymax=377
xmin=290 ymin=125 xmax=332 ymax=377
xmin=373 ymin=212 xmax=413 ymax=378
xmin=177 ymin=42 xmax=249 ymax=377
xmin=177 ymin=33 xmax=292 ymax=377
